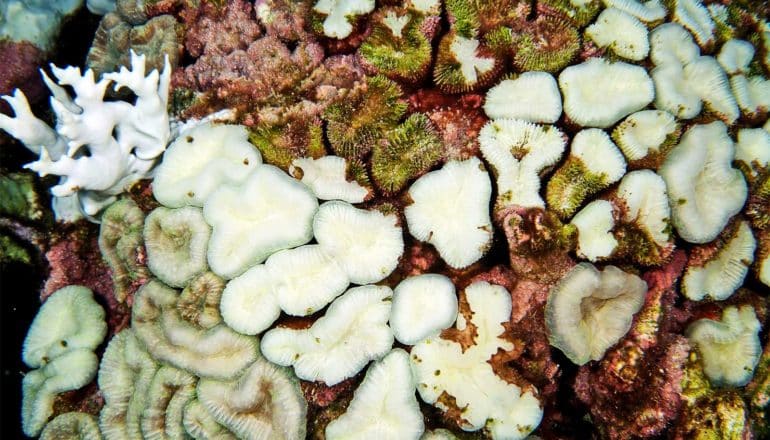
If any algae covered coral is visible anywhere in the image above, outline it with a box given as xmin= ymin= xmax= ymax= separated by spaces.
xmin=2 ymin=0 xmax=770 ymax=439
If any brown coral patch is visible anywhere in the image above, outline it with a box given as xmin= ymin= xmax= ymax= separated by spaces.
xmin=0 ymin=40 xmax=45 ymax=116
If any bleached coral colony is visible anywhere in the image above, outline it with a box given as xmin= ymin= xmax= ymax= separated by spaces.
xmin=2 ymin=0 xmax=770 ymax=438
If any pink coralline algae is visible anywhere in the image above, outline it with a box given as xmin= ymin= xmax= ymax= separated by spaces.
xmin=574 ymin=251 xmax=689 ymax=439
xmin=42 ymin=225 xmax=131 ymax=336
xmin=0 ymin=41 xmax=45 ymax=116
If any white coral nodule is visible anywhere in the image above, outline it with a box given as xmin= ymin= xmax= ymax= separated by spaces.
xmin=0 ymin=50 xmax=171 ymax=222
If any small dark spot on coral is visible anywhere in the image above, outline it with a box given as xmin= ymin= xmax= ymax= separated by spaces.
xmin=187 ymin=191 xmax=194 ymax=197
xmin=60 ymin=340 xmax=68 ymax=347
xmin=434 ymin=369 xmax=440 ymax=376
xmin=243 ymin=158 xmax=249 ymax=165
xmin=186 ymin=136 xmax=194 ymax=143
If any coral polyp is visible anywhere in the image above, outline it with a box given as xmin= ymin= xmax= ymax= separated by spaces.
xmin=3 ymin=0 xmax=770 ymax=439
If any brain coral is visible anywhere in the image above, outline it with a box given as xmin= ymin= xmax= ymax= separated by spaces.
xmin=4 ymin=0 xmax=770 ymax=439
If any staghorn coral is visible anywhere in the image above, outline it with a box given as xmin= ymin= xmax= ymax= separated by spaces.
xmin=1 ymin=50 xmax=171 ymax=221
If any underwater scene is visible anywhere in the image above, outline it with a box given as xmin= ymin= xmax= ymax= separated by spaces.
xmin=1 ymin=0 xmax=770 ymax=438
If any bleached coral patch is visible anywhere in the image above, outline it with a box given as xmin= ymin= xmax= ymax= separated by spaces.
xmin=483 ymin=72 xmax=562 ymax=123
xmin=152 ymin=123 xmax=261 ymax=208
xmin=479 ymin=119 xmax=566 ymax=210
xmin=410 ymin=281 xmax=542 ymax=440
xmin=261 ymin=285 xmax=394 ymax=385
xmin=204 ymin=165 xmax=317 ymax=279
xmin=326 ymin=349 xmax=424 ymax=440
xmin=290 ymin=156 xmax=369 ymax=203
xmin=586 ymin=8 xmax=650 ymax=61
xmin=659 ymin=122 xmax=747 ymax=243
xmin=686 ymin=305 xmax=762 ymax=386
xmin=405 ymin=158 xmax=493 ymax=269
xmin=559 ymin=58 xmax=654 ymax=128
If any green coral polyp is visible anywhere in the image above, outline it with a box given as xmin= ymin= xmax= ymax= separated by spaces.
xmin=547 ymin=159 xmax=613 ymax=220
xmin=433 ymin=31 xmax=501 ymax=93
xmin=359 ymin=9 xmax=433 ymax=83
xmin=511 ymin=15 xmax=581 ymax=73
xmin=249 ymin=119 xmax=326 ymax=171
xmin=541 ymin=0 xmax=602 ymax=27
xmin=323 ymin=75 xmax=407 ymax=158
xmin=371 ymin=113 xmax=443 ymax=195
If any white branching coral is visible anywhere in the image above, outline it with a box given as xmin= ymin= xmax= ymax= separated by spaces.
xmin=194 ymin=357 xmax=307 ymax=440
xmin=545 ymin=263 xmax=647 ymax=365
xmin=326 ymin=349 xmax=425 ymax=440
xmin=313 ymin=0 xmax=376 ymax=39
xmin=261 ymin=285 xmax=394 ymax=385
xmin=405 ymin=158 xmax=493 ymax=269
xmin=659 ymin=121 xmax=747 ymax=244
xmin=410 ymin=281 xmax=542 ymax=440
xmin=479 ymin=119 xmax=566 ymax=210
xmin=686 ymin=305 xmax=762 ymax=387
xmin=152 ymin=123 xmax=262 ymax=208
xmin=0 ymin=51 xmax=171 ymax=221
xmin=483 ymin=73 xmax=563 ymax=124
xmin=558 ymin=58 xmax=654 ymax=128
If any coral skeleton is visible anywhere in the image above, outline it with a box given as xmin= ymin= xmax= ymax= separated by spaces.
xmin=0 ymin=51 xmax=171 ymax=221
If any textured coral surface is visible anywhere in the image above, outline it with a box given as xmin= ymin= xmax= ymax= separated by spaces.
xmin=2 ymin=0 xmax=770 ymax=439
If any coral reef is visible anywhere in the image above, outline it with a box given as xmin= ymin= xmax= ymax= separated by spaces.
xmin=6 ymin=0 xmax=770 ymax=439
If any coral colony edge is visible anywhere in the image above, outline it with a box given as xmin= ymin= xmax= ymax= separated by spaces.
xmin=1 ymin=0 xmax=770 ymax=439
